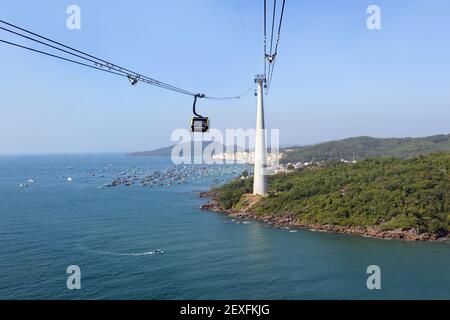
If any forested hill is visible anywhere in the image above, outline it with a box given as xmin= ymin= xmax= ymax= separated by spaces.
xmin=281 ymin=134 xmax=450 ymax=164
xmin=213 ymin=152 xmax=450 ymax=240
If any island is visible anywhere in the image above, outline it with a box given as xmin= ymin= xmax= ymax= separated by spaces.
xmin=201 ymin=152 xmax=449 ymax=241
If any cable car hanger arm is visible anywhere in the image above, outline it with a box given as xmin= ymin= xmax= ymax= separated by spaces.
xmin=192 ymin=93 xmax=206 ymax=117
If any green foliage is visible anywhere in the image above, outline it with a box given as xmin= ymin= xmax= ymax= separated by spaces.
xmin=213 ymin=178 xmax=253 ymax=210
xmin=216 ymin=153 xmax=450 ymax=233
xmin=281 ymin=135 xmax=450 ymax=164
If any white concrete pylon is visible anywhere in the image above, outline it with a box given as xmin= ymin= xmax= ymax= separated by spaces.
xmin=253 ymin=75 xmax=268 ymax=196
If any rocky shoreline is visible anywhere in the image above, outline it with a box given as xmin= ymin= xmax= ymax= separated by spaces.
xmin=199 ymin=191 xmax=449 ymax=242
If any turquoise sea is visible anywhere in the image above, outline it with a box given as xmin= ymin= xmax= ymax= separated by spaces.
xmin=0 ymin=154 xmax=448 ymax=299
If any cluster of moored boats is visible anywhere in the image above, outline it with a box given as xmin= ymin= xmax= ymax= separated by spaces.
xmin=101 ymin=164 xmax=249 ymax=189
xmin=18 ymin=163 xmax=250 ymax=190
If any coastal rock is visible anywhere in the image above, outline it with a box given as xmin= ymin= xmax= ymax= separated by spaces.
xmin=199 ymin=192 xmax=449 ymax=242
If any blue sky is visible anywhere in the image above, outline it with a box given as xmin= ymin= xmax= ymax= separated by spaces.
xmin=0 ymin=0 xmax=449 ymax=154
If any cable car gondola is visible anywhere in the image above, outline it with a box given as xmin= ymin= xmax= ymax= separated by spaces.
xmin=191 ymin=93 xmax=209 ymax=133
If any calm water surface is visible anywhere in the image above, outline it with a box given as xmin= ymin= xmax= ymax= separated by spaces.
xmin=0 ymin=154 xmax=448 ymax=299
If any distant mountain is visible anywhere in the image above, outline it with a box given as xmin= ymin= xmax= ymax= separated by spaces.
xmin=128 ymin=145 xmax=176 ymax=157
xmin=127 ymin=142 xmax=247 ymax=157
xmin=281 ymin=134 xmax=450 ymax=164
xmin=128 ymin=134 xmax=450 ymax=162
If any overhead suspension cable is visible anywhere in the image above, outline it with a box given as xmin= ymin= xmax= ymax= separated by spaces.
xmin=263 ymin=0 xmax=268 ymax=82
xmin=268 ymin=0 xmax=277 ymax=58
xmin=0 ymin=39 xmax=129 ymax=78
xmin=0 ymin=19 xmax=248 ymax=100
xmin=0 ymin=20 xmax=194 ymax=96
xmin=267 ymin=0 xmax=286 ymax=93
xmin=203 ymin=88 xmax=252 ymax=101
xmin=266 ymin=0 xmax=277 ymax=92
xmin=273 ymin=0 xmax=286 ymax=58
xmin=263 ymin=0 xmax=286 ymax=94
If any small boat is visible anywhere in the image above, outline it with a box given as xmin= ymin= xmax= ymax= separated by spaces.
xmin=67 ymin=177 xmax=73 ymax=182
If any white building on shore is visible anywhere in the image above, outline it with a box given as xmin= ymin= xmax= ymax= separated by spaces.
xmin=212 ymin=151 xmax=283 ymax=166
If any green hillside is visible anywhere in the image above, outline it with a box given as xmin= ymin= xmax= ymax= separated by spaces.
xmin=281 ymin=134 xmax=450 ymax=164
xmin=214 ymin=153 xmax=450 ymax=238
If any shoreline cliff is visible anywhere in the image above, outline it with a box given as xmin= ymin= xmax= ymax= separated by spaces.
xmin=199 ymin=191 xmax=449 ymax=242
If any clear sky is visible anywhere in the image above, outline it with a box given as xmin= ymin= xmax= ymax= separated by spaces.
xmin=0 ymin=0 xmax=449 ymax=154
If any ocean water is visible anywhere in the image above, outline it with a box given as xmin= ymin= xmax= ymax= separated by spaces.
xmin=0 ymin=154 xmax=448 ymax=300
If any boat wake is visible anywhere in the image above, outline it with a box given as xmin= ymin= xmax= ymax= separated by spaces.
xmin=119 ymin=249 xmax=165 ymax=256
xmin=119 ymin=251 xmax=155 ymax=256
xmin=77 ymin=241 xmax=165 ymax=257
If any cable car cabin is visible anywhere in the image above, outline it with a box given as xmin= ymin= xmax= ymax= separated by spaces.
xmin=191 ymin=116 xmax=209 ymax=133
xmin=191 ymin=94 xmax=209 ymax=132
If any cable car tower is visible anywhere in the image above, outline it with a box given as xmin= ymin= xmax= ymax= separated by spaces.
xmin=252 ymin=0 xmax=286 ymax=196
xmin=253 ymin=74 xmax=268 ymax=196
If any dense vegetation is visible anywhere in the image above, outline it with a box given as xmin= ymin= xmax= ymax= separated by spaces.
xmin=281 ymin=134 xmax=450 ymax=164
xmin=215 ymin=153 xmax=450 ymax=234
